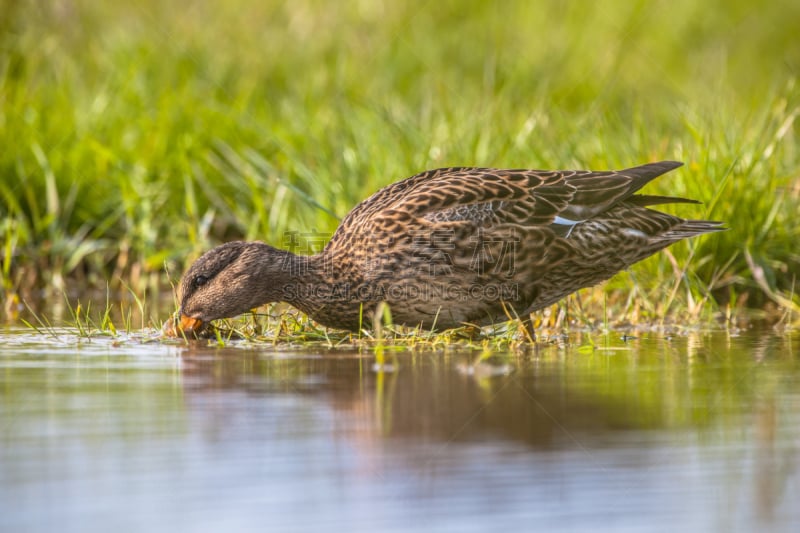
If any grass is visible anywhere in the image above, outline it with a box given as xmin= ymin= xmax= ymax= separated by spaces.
xmin=28 ymin=291 xmax=767 ymax=357
xmin=1 ymin=0 xmax=799 ymax=332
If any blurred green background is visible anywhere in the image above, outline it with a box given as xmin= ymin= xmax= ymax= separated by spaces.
xmin=1 ymin=0 xmax=798 ymax=322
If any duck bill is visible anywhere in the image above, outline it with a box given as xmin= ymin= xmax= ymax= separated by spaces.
xmin=178 ymin=314 xmax=204 ymax=334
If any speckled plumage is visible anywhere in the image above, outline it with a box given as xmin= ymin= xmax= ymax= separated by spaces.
xmin=170 ymin=161 xmax=723 ymax=335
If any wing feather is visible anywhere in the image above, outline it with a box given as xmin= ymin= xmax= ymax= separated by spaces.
xmin=327 ymin=161 xmax=697 ymax=252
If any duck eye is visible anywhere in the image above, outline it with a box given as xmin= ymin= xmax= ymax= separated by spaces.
xmin=193 ymin=274 xmax=210 ymax=288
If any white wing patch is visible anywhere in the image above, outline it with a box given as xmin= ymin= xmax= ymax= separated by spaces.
xmin=553 ymin=215 xmax=582 ymax=226
xmin=620 ymin=228 xmax=648 ymax=239
xmin=551 ymin=216 xmax=584 ymax=238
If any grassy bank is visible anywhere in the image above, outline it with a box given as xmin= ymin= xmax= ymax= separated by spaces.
xmin=1 ymin=0 xmax=799 ymax=328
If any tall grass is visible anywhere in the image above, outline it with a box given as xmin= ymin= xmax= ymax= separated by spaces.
xmin=1 ymin=0 xmax=798 ymax=325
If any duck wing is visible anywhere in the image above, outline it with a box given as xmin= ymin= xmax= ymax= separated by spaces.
xmin=331 ymin=160 xmax=689 ymax=239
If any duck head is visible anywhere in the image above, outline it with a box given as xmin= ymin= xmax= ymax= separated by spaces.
xmin=168 ymin=241 xmax=295 ymax=336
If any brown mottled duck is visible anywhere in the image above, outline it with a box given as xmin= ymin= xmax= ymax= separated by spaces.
xmin=167 ymin=161 xmax=723 ymax=338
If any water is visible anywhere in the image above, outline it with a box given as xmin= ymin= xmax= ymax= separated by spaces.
xmin=1 ymin=328 xmax=798 ymax=532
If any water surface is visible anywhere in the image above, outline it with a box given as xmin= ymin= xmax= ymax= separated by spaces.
xmin=1 ymin=328 xmax=798 ymax=532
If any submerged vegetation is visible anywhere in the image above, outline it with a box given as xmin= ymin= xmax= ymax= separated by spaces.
xmin=1 ymin=0 xmax=799 ymax=331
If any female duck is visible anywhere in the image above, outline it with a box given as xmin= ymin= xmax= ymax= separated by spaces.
xmin=168 ymin=161 xmax=722 ymax=336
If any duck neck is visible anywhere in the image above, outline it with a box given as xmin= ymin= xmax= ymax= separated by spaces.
xmin=267 ymin=247 xmax=327 ymax=308
xmin=269 ymin=246 xmax=363 ymax=329
xmin=273 ymin=249 xmax=322 ymax=284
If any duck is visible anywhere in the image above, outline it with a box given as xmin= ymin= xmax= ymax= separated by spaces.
xmin=166 ymin=160 xmax=723 ymax=338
